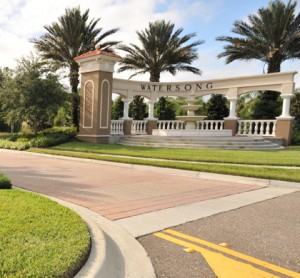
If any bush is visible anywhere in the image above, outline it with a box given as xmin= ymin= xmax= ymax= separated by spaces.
xmin=0 ymin=174 xmax=12 ymax=189
xmin=0 ymin=126 xmax=77 ymax=150
xmin=292 ymin=130 xmax=300 ymax=145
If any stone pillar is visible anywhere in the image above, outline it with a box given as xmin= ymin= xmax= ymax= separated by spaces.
xmin=146 ymin=99 xmax=157 ymax=120
xmin=276 ymin=94 xmax=294 ymax=146
xmin=123 ymin=119 xmax=132 ymax=135
xmin=228 ymin=97 xmax=238 ymax=119
xmin=278 ymin=94 xmax=293 ymax=118
xmin=275 ymin=119 xmax=293 ymax=146
xmin=122 ymin=99 xmax=132 ymax=120
xmin=75 ymin=47 xmax=121 ymax=144
xmin=146 ymin=120 xmax=158 ymax=135
xmin=223 ymin=120 xmax=238 ymax=136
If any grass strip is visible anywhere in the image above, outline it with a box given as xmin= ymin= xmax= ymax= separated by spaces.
xmin=29 ymin=148 xmax=300 ymax=182
xmin=0 ymin=190 xmax=90 ymax=278
xmin=52 ymin=142 xmax=300 ymax=166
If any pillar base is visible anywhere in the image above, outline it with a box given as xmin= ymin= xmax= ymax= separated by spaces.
xmin=123 ymin=120 xmax=133 ymax=135
xmin=77 ymin=135 xmax=110 ymax=144
xmin=146 ymin=120 xmax=158 ymax=135
xmin=224 ymin=119 xmax=238 ymax=136
xmin=275 ymin=118 xmax=294 ymax=146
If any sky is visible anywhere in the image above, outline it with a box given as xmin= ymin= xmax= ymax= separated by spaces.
xmin=0 ymin=0 xmax=299 ymax=88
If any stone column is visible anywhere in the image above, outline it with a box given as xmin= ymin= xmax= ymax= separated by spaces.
xmin=278 ymin=94 xmax=293 ymax=119
xmin=146 ymin=99 xmax=157 ymax=120
xmin=122 ymin=98 xmax=132 ymax=120
xmin=276 ymin=94 xmax=294 ymax=146
xmin=75 ymin=47 xmax=121 ymax=144
xmin=228 ymin=97 xmax=238 ymax=119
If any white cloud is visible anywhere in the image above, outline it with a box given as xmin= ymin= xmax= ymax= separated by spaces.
xmin=0 ymin=0 xmax=299 ymax=89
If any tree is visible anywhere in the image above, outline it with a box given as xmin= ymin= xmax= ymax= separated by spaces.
xmin=129 ymin=96 xmax=148 ymax=120
xmin=0 ymin=67 xmax=23 ymax=132
xmin=206 ymin=94 xmax=229 ymax=120
xmin=118 ymin=20 xmax=203 ymax=82
xmin=154 ymin=97 xmax=176 ymax=120
xmin=111 ymin=96 xmax=124 ymax=120
xmin=0 ymin=55 xmax=66 ymax=134
xmin=217 ymin=0 xmax=299 ymax=119
xmin=32 ymin=6 xmax=120 ymax=128
xmin=291 ymin=90 xmax=300 ymax=127
xmin=217 ymin=0 xmax=300 ymax=73
xmin=118 ymin=19 xmax=203 ymax=119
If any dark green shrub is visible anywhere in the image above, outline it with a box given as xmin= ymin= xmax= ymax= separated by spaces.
xmin=0 ymin=174 xmax=12 ymax=189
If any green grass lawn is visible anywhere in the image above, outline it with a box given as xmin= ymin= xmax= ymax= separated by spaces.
xmin=29 ymin=143 xmax=300 ymax=182
xmin=52 ymin=142 xmax=300 ymax=166
xmin=0 ymin=190 xmax=90 ymax=278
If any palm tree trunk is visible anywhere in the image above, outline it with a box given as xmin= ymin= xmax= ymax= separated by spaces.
xmin=267 ymin=59 xmax=281 ymax=73
xmin=69 ymin=62 xmax=80 ymax=130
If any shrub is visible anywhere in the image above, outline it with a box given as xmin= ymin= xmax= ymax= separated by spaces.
xmin=0 ymin=174 xmax=12 ymax=189
xmin=0 ymin=126 xmax=77 ymax=150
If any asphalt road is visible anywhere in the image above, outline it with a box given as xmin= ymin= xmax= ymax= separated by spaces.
xmin=138 ymin=191 xmax=300 ymax=278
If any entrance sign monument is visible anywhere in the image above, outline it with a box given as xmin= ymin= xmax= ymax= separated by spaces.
xmin=75 ymin=49 xmax=297 ymax=146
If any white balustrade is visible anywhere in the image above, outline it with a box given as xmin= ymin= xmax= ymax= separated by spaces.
xmin=197 ymin=120 xmax=224 ymax=130
xmin=237 ymin=120 xmax=276 ymax=136
xmin=156 ymin=120 xmax=184 ymax=130
xmin=111 ymin=120 xmax=124 ymax=135
xmin=131 ymin=120 xmax=148 ymax=135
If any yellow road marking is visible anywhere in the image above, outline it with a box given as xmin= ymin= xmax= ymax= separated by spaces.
xmin=154 ymin=230 xmax=300 ymax=278
xmin=199 ymin=244 xmax=280 ymax=278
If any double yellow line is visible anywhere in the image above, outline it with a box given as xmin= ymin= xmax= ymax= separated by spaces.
xmin=154 ymin=229 xmax=300 ymax=278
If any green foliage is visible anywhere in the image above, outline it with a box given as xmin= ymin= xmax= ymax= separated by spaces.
xmin=54 ymin=98 xmax=73 ymax=127
xmin=217 ymin=0 xmax=300 ymax=73
xmin=51 ymin=141 xmax=300 ymax=167
xmin=0 ymin=174 xmax=12 ymax=189
xmin=291 ymin=92 xmax=300 ymax=126
xmin=0 ymin=56 xmax=67 ymax=134
xmin=118 ymin=19 xmax=203 ymax=82
xmin=0 ymin=190 xmax=90 ymax=277
xmin=291 ymin=129 xmax=300 ymax=145
xmin=251 ymin=91 xmax=282 ymax=119
xmin=112 ymin=96 xmax=124 ymax=120
xmin=154 ymin=97 xmax=176 ymax=120
xmin=129 ymin=96 xmax=148 ymax=120
xmin=206 ymin=94 xmax=229 ymax=120
xmin=32 ymin=6 xmax=120 ymax=128
xmin=0 ymin=127 xmax=77 ymax=150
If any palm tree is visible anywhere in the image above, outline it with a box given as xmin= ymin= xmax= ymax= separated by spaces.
xmin=118 ymin=20 xmax=204 ymax=82
xmin=216 ymin=0 xmax=300 ymax=73
xmin=118 ymin=20 xmax=203 ymax=120
xmin=32 ymin=6 xmax=120 ymax=128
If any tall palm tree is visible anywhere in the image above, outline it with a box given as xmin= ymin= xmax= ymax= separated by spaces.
xmin=118 ymin=20 xmax=203 ymax=82
xmin=32 ymin=6 xmax=120 ymax=128
xmin=216 ymin=0 xmax=300 ymax=73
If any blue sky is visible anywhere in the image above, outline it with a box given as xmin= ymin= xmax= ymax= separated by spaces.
xmin=0 ymin=0 xmax=299 ymax=87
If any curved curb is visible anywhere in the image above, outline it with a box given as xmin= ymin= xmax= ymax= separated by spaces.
xmin=47 ymin=196 xmax=156 ymax=278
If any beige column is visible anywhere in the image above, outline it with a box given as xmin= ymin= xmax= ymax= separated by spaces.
xmin=224 ymin=96 xmax=239 ymax=136
xmin=276 ymin=94 xmax=294 ymax=146
xmin=75 ymin=47 xmax=121 ymax=144
xmin=121 ymin=98 xmax=132 ymax=120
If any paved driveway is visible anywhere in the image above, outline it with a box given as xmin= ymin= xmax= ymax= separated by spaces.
xmin=0 ymin=149 xmax=262 ymax=221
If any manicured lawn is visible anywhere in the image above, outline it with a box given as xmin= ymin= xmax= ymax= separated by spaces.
xmin=52 ymin=142 xmax=300 ymax=166
xmin=0 ymin=190 xmax=90 ymax=278
xmin=30 ymin=147 xmax=300 ymax=182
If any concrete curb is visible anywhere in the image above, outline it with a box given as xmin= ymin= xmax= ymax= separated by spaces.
xmin=45 ymin=196 xmax=156 ymax=278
